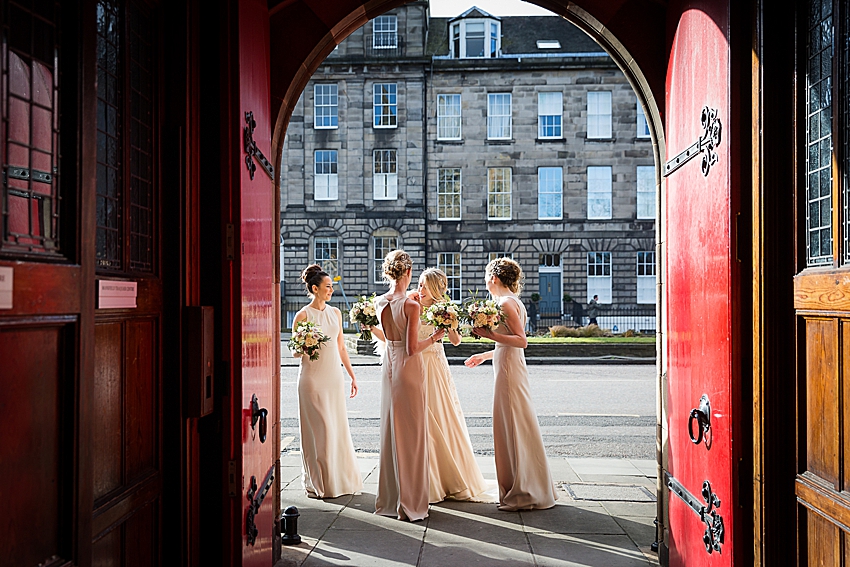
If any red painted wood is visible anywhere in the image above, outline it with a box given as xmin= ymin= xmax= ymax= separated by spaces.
xmin=235 ymin=0 xmax=277 ymax=563
xmin=665 ymin=1 xmax=740 ymax=565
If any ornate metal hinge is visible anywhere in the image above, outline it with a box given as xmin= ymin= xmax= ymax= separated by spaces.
xmin=664 ymin=107 xmax=722 ymax=177
xmin=243 ymin=111 xmax=274 ymax=181
xmin=666 ymin=474 xmax=725 ymax=554
xmin=246 ymin=463 xmax=276 ymax=546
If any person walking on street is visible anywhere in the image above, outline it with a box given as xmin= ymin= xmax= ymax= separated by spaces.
xmin=587 ymin=295 xmax=601 ymax=326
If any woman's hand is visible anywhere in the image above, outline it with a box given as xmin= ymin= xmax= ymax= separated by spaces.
xmin=472 ymin=326 xmax=492 ymax=340
xmin=431 ymin=328 xmax=446 ymax=343
xmin=349 ymin=377 xmax=358 ymax=398
xmin=464 ymin=353 xmax=486 ymax=368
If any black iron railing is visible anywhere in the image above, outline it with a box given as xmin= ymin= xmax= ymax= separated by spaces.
xmin=528 ymin=305 xmax=657 ymax=335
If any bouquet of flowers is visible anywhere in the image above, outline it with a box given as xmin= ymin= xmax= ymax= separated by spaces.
xmin=421 ymin=295 xmax=460 ymax=333
xmin=349 ymin=293 xmax=379 ymax=341
xmin=288 ymin=320 xmax=331 ymax=361
xmin=463 ymin=292 xmax=503 ymax=338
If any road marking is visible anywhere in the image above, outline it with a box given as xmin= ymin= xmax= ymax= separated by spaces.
xmin=547 ymin=379 xmax=647 ymax=382
xmin=557 ymin=413 xmax=643 ymax=417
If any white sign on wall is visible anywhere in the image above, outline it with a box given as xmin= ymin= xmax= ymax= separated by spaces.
xmin=0 ymin=267 xmax=12 ymax=309
xmin=97 ymin=280 xmax=138 ymax=309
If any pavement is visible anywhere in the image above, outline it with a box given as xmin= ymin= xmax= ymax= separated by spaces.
xmin=276 ymin=452 xmax=660 ymax=567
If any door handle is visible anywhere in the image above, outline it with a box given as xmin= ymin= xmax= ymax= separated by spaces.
xmin=688 ymin=394 xmax=711 ymax=447
xmin=251 ymin=394 xmax=268 ymax=443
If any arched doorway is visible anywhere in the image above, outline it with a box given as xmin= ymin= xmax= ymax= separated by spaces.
xmin=268 ymin=0 xmax=671 ymax=560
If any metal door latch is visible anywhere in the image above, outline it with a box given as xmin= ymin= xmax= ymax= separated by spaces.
xmin=250 ymin=394 xmax=268 ymax=443
xmin=688 ymin=394 xmax=712 ymax=447
xmin=244 ymin=111 xmax=274 ymax=181
xmin=246 ymin=464 xmax=276 ymax=546
xmin=663 ymin=107 xmax=722 ymax=177
xmin=666 ymin=474 xmax=725 ymax=554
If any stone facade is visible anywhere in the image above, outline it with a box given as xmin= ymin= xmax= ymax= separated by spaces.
xmin=280 ymin=1 xmax=656 ymax=323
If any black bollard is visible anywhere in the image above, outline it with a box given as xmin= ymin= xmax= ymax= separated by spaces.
xmin=281 ymin=505 xmax=301 ymax=545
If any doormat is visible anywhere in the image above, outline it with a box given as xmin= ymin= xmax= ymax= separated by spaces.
xmin=561 ymin=483 xmax=657 ymax=502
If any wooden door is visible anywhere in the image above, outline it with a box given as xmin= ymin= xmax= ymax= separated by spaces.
xmin=539 ymin=271 xmax=560 ymax=316
xmin=90 ymin=0 xmax=164 ymax=563
xmin=223 ymin=0 xmax=279 ymax=562
xmin=0 ymin=1 xmax=96 ymax=564
xmin=664 ymin=0 xmax=742 ymax=564
xmin=793 ymin=1 xmax=850 ymax=563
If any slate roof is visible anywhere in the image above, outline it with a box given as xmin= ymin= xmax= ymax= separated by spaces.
xmin=426 ymin=14 xmax=605 ymax=57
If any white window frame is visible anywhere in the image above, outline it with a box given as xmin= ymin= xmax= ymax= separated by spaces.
xmin=313 ymin=84 xmax=338 ymax=129
xmin=373 ymin=83 xmax=397 ymax=128
xmin=587 ymin=166 xmax=612 ymax=220
xmin=636 ymin=166 xmax=656 ymax=220
xmin=437 ymin=168 xmax=462 ymax=220
xmin=450 ymin=19 xmax=500 ymax=59
xmin=488 ymin=251 xmax=513 ymax=263
xmin=313 ymin=150 xmax=338 ymax=201
xmin=636 ymin=251 xmax=656 ymax=304
xmin=373 ymin=149 xmax=398 ymax=200
xmin=372 ymin=229 xmax=400 ymax=284
xmin=437 ymin=94 xmax=462 ymax=140
xmin=372 ymin=15 xmax=398 ymax=49
xmin=314 ymin=235 xmax=339 ymax=277
xmin=538 ymin=92 xmax=563 ymax=139
xmin=487 ymin=93 xmax=512 ymax=140
xmin=587 ymin=252 xmax=612 ymax=304
xmin=587 ymin=91 xmax=612 ymax=139
xmin=538 ymin=167 xmax=563 ymax=220
xmin=636 ymin=100 xmax=651 ymax=139
xmin=487 ymin=167 xmax=512 ymax=220
xmin=437 ymin=252 xmax=462 ymax=302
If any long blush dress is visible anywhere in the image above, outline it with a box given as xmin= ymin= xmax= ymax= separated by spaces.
xmin=491 ymin=294 xmax=557 ymax=511
xmin=420 ymin=321 xmax=489 ymax=503
xmin=297 ymin=305 xmax=363 ymax=498
xmin=374 ymin=295 xmax=430 ymax=521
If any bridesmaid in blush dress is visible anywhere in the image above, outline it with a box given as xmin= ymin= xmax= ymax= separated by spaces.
xmin=373 ymin=250 xmax=445 ymax=521
xmin=366 ymin=269 xmax=491 ymax=503
xmin=292 ymin=264 xmax=363 ymax=499
xmin=464 ymin=258 xmax=557 ymax=511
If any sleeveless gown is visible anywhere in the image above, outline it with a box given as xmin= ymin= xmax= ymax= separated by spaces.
xmin=374 ymin=295 xmax=430 ymax=521
xmin=419 ymin=321 xmax=489 ymax=502
xmin=297 ymin=305 xmax=363 ymax=498
xmin=491 ymin=294 xmax=557 ymax=511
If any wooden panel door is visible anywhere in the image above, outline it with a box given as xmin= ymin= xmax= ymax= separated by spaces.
xmin=0 ymin=1 xmax=95 ymax=565
xmin=793 ymin=1 xmax=850 ymax=563
xmin=90 ymin=0 xmax=164 ymax=564
xmin=664 ymin=0 xmax=742 ymax=564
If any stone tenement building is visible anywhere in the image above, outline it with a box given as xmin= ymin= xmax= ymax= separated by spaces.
xmin=280 ymin=2 xmax=656 ymax=324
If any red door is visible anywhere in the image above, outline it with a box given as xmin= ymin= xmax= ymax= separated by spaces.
xmin=664 ymin=1 xmax=741 ymax=565
xmin=224 ymin=0 xmax=279 ymax=563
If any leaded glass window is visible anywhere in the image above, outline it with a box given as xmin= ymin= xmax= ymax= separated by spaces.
xmin=2 ymin=0 xmax=62 ymax=256
xmin=806 ymin=0 xmax=833 ymax=265
xmin=95 ymin=0 xmax=156 ymax=273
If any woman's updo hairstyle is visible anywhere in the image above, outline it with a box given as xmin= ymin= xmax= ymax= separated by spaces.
xmin=419 ymin=268 xmax=448 ymax=299
xmin=382 ymin=250 xmax=413 ymax=283
xmin=301 ymin=264 xmax=329 ymax=296
xmin=486 ymin=257 xmax=524 ymax=294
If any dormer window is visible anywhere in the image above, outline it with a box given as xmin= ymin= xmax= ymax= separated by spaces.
xmin=449 ymin=9 xmax=501 ymax=58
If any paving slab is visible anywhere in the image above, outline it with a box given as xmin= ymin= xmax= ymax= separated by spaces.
xmin=276 ymin=454 xmax=660 ymax=567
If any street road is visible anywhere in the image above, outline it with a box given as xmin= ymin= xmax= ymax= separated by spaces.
xmin=280 ymin=364 xmax=656 ymax=459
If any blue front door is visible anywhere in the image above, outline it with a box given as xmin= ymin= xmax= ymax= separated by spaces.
xmin=539 ymin=272 xmax=560 ymax=316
